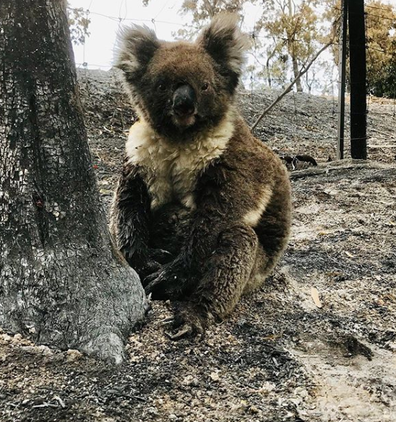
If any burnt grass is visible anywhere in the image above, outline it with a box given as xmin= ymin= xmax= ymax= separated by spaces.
xmin=1 ymin=69 xmax=396 ymax=421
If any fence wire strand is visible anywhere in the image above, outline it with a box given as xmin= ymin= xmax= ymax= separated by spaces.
xmin=69 ymin=3 xmax=396 ymax=162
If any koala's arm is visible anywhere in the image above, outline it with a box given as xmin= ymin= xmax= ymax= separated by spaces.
xmin=111 ymin=162 xmax=165 ymax=279
xmin=145 ymin=157 xmax=263 ymax=297
xmin=184 ymin=160 xmax=251 ymax=266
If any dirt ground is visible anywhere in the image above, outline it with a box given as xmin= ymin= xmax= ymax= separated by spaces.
xmin=0 ymin=69 xmax=395 ymax=421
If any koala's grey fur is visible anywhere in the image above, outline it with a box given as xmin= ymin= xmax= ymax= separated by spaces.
xmin=110 ymin=14 xmax=292 ymax=338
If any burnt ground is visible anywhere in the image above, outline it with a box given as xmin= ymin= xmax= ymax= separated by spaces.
xmin=0 ymin=69 xmax=395 ymax=421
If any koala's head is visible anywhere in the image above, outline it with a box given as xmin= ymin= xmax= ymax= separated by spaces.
xmin=115 ymin=14 xmax=249 ymax=140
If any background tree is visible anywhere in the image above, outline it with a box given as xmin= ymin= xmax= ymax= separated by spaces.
xmin=365 ymin=1 xmax=396 ymax=97
xmin=0 ymin=0 xmax=147 ymax=363
xmin=67 ymin=3 xmax=91 ymax=45
xmin=255 ymin=0 xmax=324 ymax=92
xmin=176 ymin=0 xmax=246 ymax=39
xmin=175 ymin=0 xmax=334 ymax=92
xmin=249 ymin=31 xmax=288 ymax=88
xmin=328 ymin=0 xmax=396 ymax=98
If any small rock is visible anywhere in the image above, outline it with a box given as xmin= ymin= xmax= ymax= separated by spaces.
xmin=37 ymin=345 xmax=53 ymax=356
xmin=147 ymin=407 xmax=159 ymax=416
xmin=209 ymin=371 xmax=220 ymax=382
xmin=1 ymin=334 xmax=12 ymax=343
xmin=66 ymin=349 xmax=83 ymax=362
xmin=250 ymin=405 xmax=260 ymax=414
xmin=182 ymin=375 xmax=199 ymax=386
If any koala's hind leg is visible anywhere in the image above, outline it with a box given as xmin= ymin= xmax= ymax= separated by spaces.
xmin=242 ymin=246 xmax=279 ymax=296
xmin=244 ymin=206 xmax=291 ymax=294
xmin=168 ymin=224 xmax=261 ymax=338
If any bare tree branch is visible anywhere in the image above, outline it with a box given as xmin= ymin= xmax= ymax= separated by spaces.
xmin=250 ymin=40 xmax=332 ymax=131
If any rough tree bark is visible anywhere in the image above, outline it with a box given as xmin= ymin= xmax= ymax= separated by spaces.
xmin=0 ymin=0 xmax=147 ymax=363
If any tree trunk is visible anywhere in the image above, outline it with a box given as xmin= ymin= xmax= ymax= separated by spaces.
xmin=287 ymin=0 xmax=303 ymax=92
xmin=0 ymin=0 xmax=147 ymax=363
xmin=266 ymin=45 xmax=276 ymax=88
xmin=291 ymin=53 xmax=303 ymax=92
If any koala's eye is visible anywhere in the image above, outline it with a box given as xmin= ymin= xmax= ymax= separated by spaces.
xmin=201 ymin=82 xmax=209 ymax=91
xmin=157 ymin=83 xmax=167 ymax=92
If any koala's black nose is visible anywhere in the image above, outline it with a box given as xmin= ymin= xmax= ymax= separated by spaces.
xmin=172 ymin=84 xmax=196 ymax=116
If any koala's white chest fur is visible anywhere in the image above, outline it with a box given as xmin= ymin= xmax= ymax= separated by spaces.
xmin=126 ymin=116 xmax=234 ymax=210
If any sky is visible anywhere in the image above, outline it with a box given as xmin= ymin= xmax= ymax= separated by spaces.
xmin=68 ymin=0 xmax=261 ymax=71
xmin=68 ymin=0 xmax=396 ymax=95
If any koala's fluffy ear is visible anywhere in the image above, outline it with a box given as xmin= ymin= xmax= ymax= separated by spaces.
xmin=197 ymin=14 xmax=249 ymax=89
xmin=114 ymin=25 xmax=159 ymax=77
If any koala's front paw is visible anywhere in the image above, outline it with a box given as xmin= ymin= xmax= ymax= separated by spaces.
xmin=133 ymin=258 xmax=162 ymax=281
xmin=143 ymin=267 xmax=172 ymax=297
xmin=131 ymin=248 xmax=173 ymax=282
xmin=164 ymin=302 xmax=207 ymax=340
xmin=143 ymin=259 xmax=185 ymax=299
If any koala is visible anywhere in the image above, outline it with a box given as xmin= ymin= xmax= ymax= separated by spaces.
xmin=110 ymin=14 xmax=292 ymax=339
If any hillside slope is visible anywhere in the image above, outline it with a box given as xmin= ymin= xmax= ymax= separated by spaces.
xmin=0 ymin=69 xmax=395 ymax=422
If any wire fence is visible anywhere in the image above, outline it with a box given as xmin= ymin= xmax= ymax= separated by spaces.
xmin=71 ymin=2 xmax=396 ymax=164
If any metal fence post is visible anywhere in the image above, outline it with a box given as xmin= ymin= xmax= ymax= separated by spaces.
xmin=348 ymin=0 xmax=367 ymax=159
xmin=337 ymin=0 xmax=348 ymax=160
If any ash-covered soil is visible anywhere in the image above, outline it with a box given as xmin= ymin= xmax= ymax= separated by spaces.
xmin=1 ymin=69 xmax=395 ymax=422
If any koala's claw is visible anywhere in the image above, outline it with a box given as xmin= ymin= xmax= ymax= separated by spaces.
xmin=164 ymin=303 xmax=206 ymax=341
xmin=144 ymin=270 xmax=171 ymax=299
xmin=143 ymin=269 xmax=162 ymax=289
xmin=165 ymin=323 xmax=194 ymax=340
xmin=161 ymin=316 xmax=175 ymax=326
xmin=144 ymin=259 xmax=187 ymax=299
